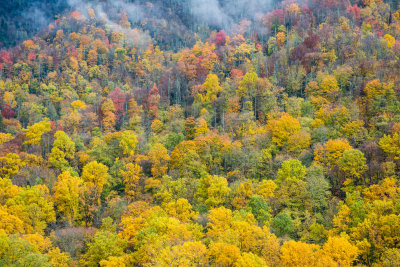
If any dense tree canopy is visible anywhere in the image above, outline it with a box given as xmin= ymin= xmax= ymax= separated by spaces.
xmin=1 ymin=0 xmax=400 ymax=265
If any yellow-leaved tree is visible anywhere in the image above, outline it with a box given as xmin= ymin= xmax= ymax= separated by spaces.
xmin=120 ymin=163 xmax=142 ymax=201
xmin=48 ymin=131 xmax=75 ymax=172
xmin=163 ymin=198 xmax=197 ymax=222
xmin=81 ymin=161 xmax=109 ymax=190
xmin=196 ymin=175 xmax=230 ymax=208
xmin=101 ymin=99 xmax=116 ymax=133
xmin=53 ymin=171 xmax=83 ymax=225
xmin=266 ymin=113 xmax=301 ymax=147
xmin=379 ymin=133 xmax=400 ymax=159
xmin=23 ymin=118 xmax=51 ymax=146
xmin=314 ymin=139 xmax=352 ymax=168
xmin=119 ymin=130 xmax=137 ymax=156
xmin=6 ymin=185 xmax=55 ymax=234
xmin=80 ymin=161 xmax=109 ymax=225
xmin=148 ymin=143 xmax=170 ymax=178
xmin=0 ymin=153 xmax=24 ymax=179
xmin=0 ymin=133 xmax=13 ymax=145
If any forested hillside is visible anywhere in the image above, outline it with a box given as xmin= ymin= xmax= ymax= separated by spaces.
xmin=1 ymin=0 xmax=400 ymax=266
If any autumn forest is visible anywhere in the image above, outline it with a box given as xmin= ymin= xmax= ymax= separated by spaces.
xmin=0 ymin=0 xmax=400 ymax=266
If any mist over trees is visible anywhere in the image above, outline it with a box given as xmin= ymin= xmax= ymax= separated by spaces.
xmin=1 ymin=0 xmax=400 ymax=266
